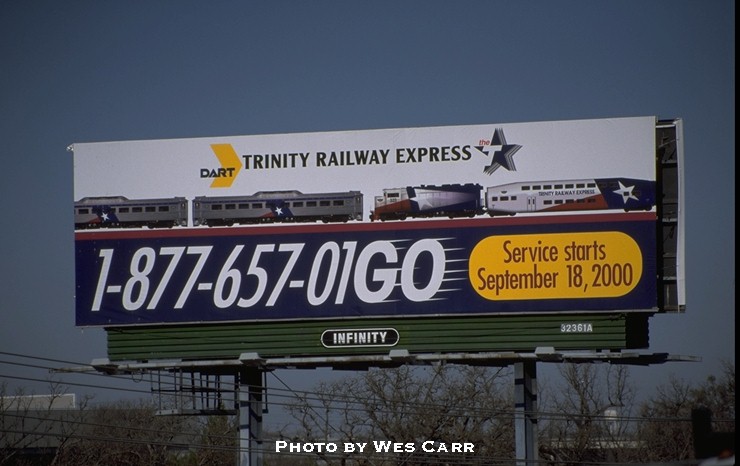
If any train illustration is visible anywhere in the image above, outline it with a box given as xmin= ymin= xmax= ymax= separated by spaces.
xmin=74 ymin=196 xmax=188 ymax=229
xmin=74 ymin=178 xmax=656 ymax=229
xmin=370 ymin=183 xmax=484 ymax=221
xmin=192 ymin=190 xmax=364 ymax=226
xmin=369 ymin=178 xmax=655 ymax=221
xmin=484 ymin=177 xmax=656 ymax=216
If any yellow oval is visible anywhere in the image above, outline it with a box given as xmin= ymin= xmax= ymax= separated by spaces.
xmin=469 ymin=232 xmax=643 ymax=300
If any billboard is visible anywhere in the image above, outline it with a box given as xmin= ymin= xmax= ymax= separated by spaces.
xmin=72 ymin=116 xmax=665 ymax=327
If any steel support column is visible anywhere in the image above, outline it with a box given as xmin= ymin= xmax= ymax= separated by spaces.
xmin=238 ymin=368 xmax=263 ymax=466
xmin=514 ymin=361 xmax=538 ymax=466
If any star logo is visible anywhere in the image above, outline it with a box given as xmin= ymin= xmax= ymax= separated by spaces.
xmin=411 ymin=194 xmax=433 ymax=210
xmin=274 ymin=206 xmax=284 ymax=216
xmin=614 ymin=181 xmax=639 ymax=204
xmin=476 ymin=128 xmax=522 ymax=175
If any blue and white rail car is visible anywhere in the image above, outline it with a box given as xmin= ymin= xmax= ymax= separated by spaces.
xmin=371 ymin=183 xmax=484 ymax=221
xmin=74 ymin=196 xmax=188 ymax=229
xmin=193 ymin=190 xmax=364 ymax=226
xmin=485 ymin=178 xmax=657 ymax=216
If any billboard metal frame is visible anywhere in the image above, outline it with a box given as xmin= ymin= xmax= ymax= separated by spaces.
xmin=67 ymin=118 xmax=690 ymax=466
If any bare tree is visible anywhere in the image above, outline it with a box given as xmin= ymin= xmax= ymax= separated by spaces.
xmin=190 ymin=415 xmax=237 ymax=466
xmin=52 ymin=398 xmax=198 ymax=465
xmin=539 ymin=363 xmax=638 ymax=464
xmin=690 ymin=360 xmax=735 ymax=426
xmin=279 ymin=364 xmax=514 ymax=465
xmin=635 ymin=375 xmax=695 ymax=461
xmin=636 ymin=360 xmax=735 ymax=462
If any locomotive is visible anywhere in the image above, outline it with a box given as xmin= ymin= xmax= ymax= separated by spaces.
xmin=370 ymin=184 xmax=484 ymax=221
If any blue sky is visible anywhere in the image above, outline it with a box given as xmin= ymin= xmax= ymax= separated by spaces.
xmin=0 ymin=1 xmax=734 ymax=413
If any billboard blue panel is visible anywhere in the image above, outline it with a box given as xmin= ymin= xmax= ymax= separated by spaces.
xmin=75 ymin=212 xmax=656 ymax=326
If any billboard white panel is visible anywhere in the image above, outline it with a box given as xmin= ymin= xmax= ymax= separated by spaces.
xmin=73 ymin=117 xmax=656 ymax=210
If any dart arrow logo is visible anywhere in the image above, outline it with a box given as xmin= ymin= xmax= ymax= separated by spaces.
xmin=202 ymin=143 xmax=242 ymax=188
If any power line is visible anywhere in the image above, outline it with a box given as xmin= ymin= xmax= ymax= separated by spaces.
xmin=2 ymin=352 xmax=731 ymax=426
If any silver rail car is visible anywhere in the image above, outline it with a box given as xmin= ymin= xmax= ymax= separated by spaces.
xmin=193 ymin=190 xmax=364 ymax=226
xmin=485 ymin=178 xmax=656 ymax=216
xmin=74 ymin=196 xmax=188 ymax=229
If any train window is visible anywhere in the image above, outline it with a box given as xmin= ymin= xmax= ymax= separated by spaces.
xmin=577 ymin=199 xmax=585 ymax=203
xmin=587 ymin=199 xmax=596 ymax=203
xmin=565 ymin=199 xmax=574 ymax=204
xmin=544 ymin=200 xmax=552 ymax=205
xmin=490 ymin=196 xmax=498 ymax=201
xmin=500 ymin=196 xmax=509 ymax=201
xmin=225 ymin=204 xmax=236 ymax=210
xmin=532 ymin=185 xmax=541 ymax=190
xmin=307 ymin=201 xmax=317 ymax=207
xmin=543 ymin=185 xmax=552 ymax=190
xmin=211 ymin=205 xmax=223 ymax=211
xmin=78 ymin=208 xmax=89 ymax=214
xmin=252 ymin=203 xmax=262 ymax=209
xmin=587 ymin=183 xmax=596 ymax=188
xmin=119 ymin=207 xmax=129 ymax=213
xmin=238 ymin=203 xmax=249 ymax=209
xmin=293 ymin=202 xmax=304 ymax=208
xmin=320 ymin=200 xmax=330 ymax=207
xmin=511 ymin=196 xmax=517 ymax=200
xmin=158 ymin=206 xmax=170 ymax=212
xmin=387 ymin=193 xmax=399 ymax=199
xmin=576 ymin=183 xmax=585 ymax=188
xmin=554 ymin=184 xmax=563 ymax=189
xmin=132 ymin=207 xmax=143 ymax=213
xmin=565 ymin=184 xmax=574 ymax=189
xmin=522 ymin=186 xmax=530 ymax=191
xmin=554 ymin=200 xmax=563 ymax=205
xmin=145 ymin=206 xmax=156 ymax=213
xmin=333 ymin=200 xmax=344 ymax=206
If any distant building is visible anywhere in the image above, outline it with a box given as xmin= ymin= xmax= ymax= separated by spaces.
xmin=1 ymin=393 xmax=78 ymax=465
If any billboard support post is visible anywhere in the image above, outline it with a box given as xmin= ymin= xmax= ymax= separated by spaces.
xmin=238 ymin=366 xmax=263 ymax=466
xmin=514 ymin=361 xmax=538 ymax=466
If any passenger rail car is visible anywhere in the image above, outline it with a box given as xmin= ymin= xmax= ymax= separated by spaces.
xmin=193 ymin=190 xmax=364 ymax=226
xmin=74 ymin=196 xmax=188 ymax=229
xmin=485 ymin=178 xmax=656 ymax=216
xmin=370 ymin=184 xmax=484 ymax=221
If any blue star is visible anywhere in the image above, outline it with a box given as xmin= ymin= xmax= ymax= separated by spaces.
xmin=476 ymin=128 xmax=523 ymax=175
